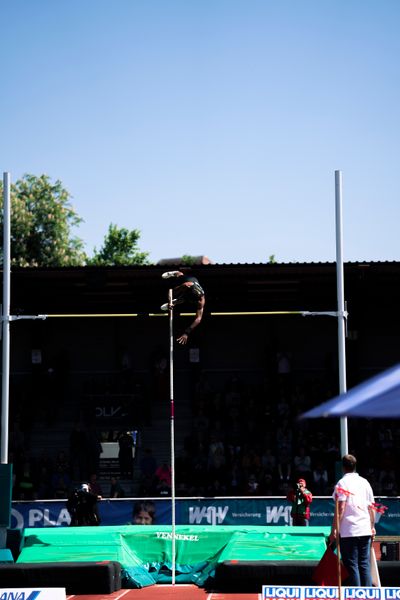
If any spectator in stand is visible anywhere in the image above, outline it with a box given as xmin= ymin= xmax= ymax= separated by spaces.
xmin=35 ymin=464 xmax=53 ymax=499
xmin=277 ymin=444 xmax=292 ymax=483
xmin=325 ymin=435 xmax=340 ymax=474
xmin=293 ymin=446 xmax=312 ymax=481
xmin=276 ymin=418 xmax=293 ymax=453
xmin=244 ymin=473 xmax=260 ymax=495
xmin=312 ymin=461 xmax=329 ymax=495
xmin=51 ymin=464 xmax=71 ymax=499
xmin=208 ymin=445 xmax=226 ymax=481
xmin=207 ymin=393 xmax=226 ymax=427
xmin=379 ymin=449 xmax=396 ymax=473
xmin=132 ymin=500 xmax=156 ymax=524
xmin=309 ymin=431 xmax=328 ymax=465
xmin=276 ymin=394 xmax=290 ymax=420
xmin=69 ymin=422 xmax=88 ymax=481
xmin=378 ymin=425 xmax=393 ymax=450
xmin=276 ymin=350 xmax=292 ymax=399
xmin=15 ymin=460 xmax=35 ymax=500
xmin=193 ymin=407 xmax=209 ymax=433
xmin=9 ymin=420 xmax=25 ymax=459
xmin=88 ymin=473 xmax=103 ymax=498
xmin=176 ymin=449 xmax=194 ymax=493
xmin=86 ymin=424 xmax=103 ymax=477
xmin=259 ymin=472 xmax=275 ymax=495
xmin=177 ymin=481 xmax=191 ymax=496
xmin=261 ymin=447 xmax=277 ymax=478
xmin=149 ymin=345 xmax=169 ymax=403
xmin=55 ymin=450 xmax=70 ymax=475
xmin=118 ymin=430 xmax=135 ymax=478
xmin=156 ymin=478 xmax=171 ymax=497
xmin=138 ymin=474 xmax=156 ymax=497
xmin=207 ymin=477 xmax=227 ymax=496
xmin=287 ymin=478 xmax=313 ymax=526
xmin=155 ymin=463 xmax=172 ymax=488
xmin=224 ymin=376 xmax=243 ymax=413
xmin=109 ymin=476 xmax=126 ymax=498
xmin=241 ymin=445 xmax=261 ymax=479
xmin=227 ymin=460 xmax=242 ymax=495
xmin=139 ymin=448 xmax=157 ymax=481
xmin=379 ymin=469 xmax=397 ymax=496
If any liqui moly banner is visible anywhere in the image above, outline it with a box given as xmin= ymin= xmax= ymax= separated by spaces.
xmin=262 ymin=588 xmax=400 ymax=600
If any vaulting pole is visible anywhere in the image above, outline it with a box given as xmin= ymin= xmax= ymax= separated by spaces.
xmin=1 ymin=172 xmax=11 ymax=464
xmin=335 ymin=170 xmax=348 ymax=456
xmin=168 ymin=288 xmax=176 ymax=585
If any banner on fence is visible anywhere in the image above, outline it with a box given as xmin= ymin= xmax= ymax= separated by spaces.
xmin=262 ymin=587 xmax=400 ymax=600
xmin=10 ymin=497 xmax=399 ymax=534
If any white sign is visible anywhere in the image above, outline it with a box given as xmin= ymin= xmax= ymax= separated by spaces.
xmin=31 ymin=349 xmax=42 ymax=364
xmin=0 ymin=588 xmax=66 ymax=600
xmin=262 ymin=587 xmax=400 ymax=600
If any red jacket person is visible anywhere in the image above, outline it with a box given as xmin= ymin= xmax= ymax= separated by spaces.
xmin=287 ymin=478 xmax=313 ymax=526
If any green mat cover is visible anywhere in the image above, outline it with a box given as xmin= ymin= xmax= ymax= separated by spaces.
xmin=17 ymin=525 xmax=330 ymax=588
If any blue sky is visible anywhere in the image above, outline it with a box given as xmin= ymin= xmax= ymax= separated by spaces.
xmin=1 ymin=0 xmax=399 ymax=264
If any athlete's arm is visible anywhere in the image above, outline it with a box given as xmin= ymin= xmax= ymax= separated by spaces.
xmin=177 ymin=296 xmax=205 ymax=345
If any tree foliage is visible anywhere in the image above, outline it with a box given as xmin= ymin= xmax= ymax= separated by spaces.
xmin=0 ymin=174 xmax=86 ymax=267
xmin=181 ymin=255 xmax=197 ymax=266
xmin=88 ymin=223 xmax=150 ymax=266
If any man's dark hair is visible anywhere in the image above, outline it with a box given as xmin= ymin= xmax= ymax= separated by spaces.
xmin=342 ymin=454 xmax=357 ymax=472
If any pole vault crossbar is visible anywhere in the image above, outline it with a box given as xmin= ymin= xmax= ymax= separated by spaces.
xmin=3 ymin=310 xmax=348 ymax=320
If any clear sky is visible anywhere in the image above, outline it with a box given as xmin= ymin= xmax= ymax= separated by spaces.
xmin=1 ymin=0 xmax=399 ymax=264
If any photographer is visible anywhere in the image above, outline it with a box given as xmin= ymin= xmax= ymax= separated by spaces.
xmin=66 ymin=483 xmax=101 ymax=526
xmin=286 ymin=478 xmax=313 ymax=526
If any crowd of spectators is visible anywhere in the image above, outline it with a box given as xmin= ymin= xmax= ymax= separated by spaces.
xmin=9 ymin=364 xmax=400 ymax=501
xmin=131 ymin=368 xmax=400 ymax=499
xmin=9 ymin=418 xmax=129 ymax=501
xmin=171 ymin=372 xmax=400 ymax=498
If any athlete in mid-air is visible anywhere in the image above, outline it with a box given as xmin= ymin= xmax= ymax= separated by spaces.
xmin=161 ymin=271 xmax=205 ymax=345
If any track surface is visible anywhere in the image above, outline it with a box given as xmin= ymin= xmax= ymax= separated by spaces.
xmin=66 ymin=585 xmax=262 ymax=600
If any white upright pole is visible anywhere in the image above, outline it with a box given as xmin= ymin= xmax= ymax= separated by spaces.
xmin=168 ymin=288 xmax=176 ymax=585
xmin=1 ymin=172 xmax=11 ymax=464
xmin=335 ymin=170 xmax=348 ymax=456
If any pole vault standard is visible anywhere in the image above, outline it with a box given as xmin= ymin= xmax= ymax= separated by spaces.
xmin=335 ymin=170 xmax=348 ymax=456
xmin=1 ymin=173 xmax=11 ymax=464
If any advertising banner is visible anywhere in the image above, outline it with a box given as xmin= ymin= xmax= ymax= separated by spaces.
xmin=10 ymin=497 xmax=400 ymax=533
xmin=10 ymin=499 xmax=174 ymax=529
xmin=262 ymin=587 xmax=400 ymax=600
xmin=0 ymin=588 xmax=66 ymax=599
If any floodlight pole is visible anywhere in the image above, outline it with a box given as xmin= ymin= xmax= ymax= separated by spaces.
xmin=335 ymin=170 xmax=348 ymax=456
xmin=1 ymin=172 xmax=11 ymax=465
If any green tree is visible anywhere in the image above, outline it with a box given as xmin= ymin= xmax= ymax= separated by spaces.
xmin=0 ymin=174 xmax=86 ymax=267
xmin=181 ymin=255 xmax=197 ymax=266
xmin=88 ymin=223 xmax=150 ymax=266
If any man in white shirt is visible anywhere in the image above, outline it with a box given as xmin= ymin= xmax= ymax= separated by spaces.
xmin=330 ymin=454 xmax=376 ymax=586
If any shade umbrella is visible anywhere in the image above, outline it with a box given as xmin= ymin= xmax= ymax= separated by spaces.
xmin=300 ymin=363 xmax=400 ymax=419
